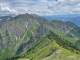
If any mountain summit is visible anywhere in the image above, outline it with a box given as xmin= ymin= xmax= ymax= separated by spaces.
xmin=0 ymin=13 xmax=80 ymax=60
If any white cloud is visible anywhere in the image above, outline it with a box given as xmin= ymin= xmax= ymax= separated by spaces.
xmin=0 ymin=2 xmax=18 ymax=15
xmin=0 ymin=0 xmax=80 ymax=16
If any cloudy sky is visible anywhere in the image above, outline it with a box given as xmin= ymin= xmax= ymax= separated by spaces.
xmin=0 ymin=0 xmax=80 ymax=16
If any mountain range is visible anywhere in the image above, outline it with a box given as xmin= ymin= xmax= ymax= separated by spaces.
xmin=0 ymin=13 xmax=80 ymax=60
xmin=44 ymin=14 xmax=80 ymax=26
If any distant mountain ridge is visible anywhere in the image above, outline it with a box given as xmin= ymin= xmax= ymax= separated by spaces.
xmin=43 ymin=14 xmax=80 ymax=26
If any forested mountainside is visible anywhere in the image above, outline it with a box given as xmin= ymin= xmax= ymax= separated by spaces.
xmin=0 ymin=13 xmax=80 ymax=60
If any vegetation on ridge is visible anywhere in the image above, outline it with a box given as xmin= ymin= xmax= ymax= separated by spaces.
xmin=0 ymin=14 xmax=80 ymax=60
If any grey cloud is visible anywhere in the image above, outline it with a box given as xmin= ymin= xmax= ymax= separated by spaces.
xmin=0 ymin=0 xmax=80 ymax=16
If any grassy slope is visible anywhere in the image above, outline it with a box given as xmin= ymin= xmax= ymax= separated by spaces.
xmin=17 ymin=39 xmax=80 ymax=60
xmin=17 ymin=31 xmax=80 ymax=60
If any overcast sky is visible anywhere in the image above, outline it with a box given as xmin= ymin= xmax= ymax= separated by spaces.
xmin=0 ymin=0 xmax=80 ymax=16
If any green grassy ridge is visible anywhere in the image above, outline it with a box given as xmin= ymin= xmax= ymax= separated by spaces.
xmin=16 ymin=31 xmax=80 ymax=60
xmin=6 ymin=30 xmax=80 ymax=60
xmin=49 ymin=26 xmax=80 ymax=51
xmin=7 ymin=31 xmax=59 ymax=60
xmin=20 ymin=37 xmax=59 ymax=60
xmin=42 ymin=47 xmax=80 ymax=60
xmin=16 ymin=41 xmax=80 ymax=60
xmin=47 ymin=31 xmax=80 ymax=53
